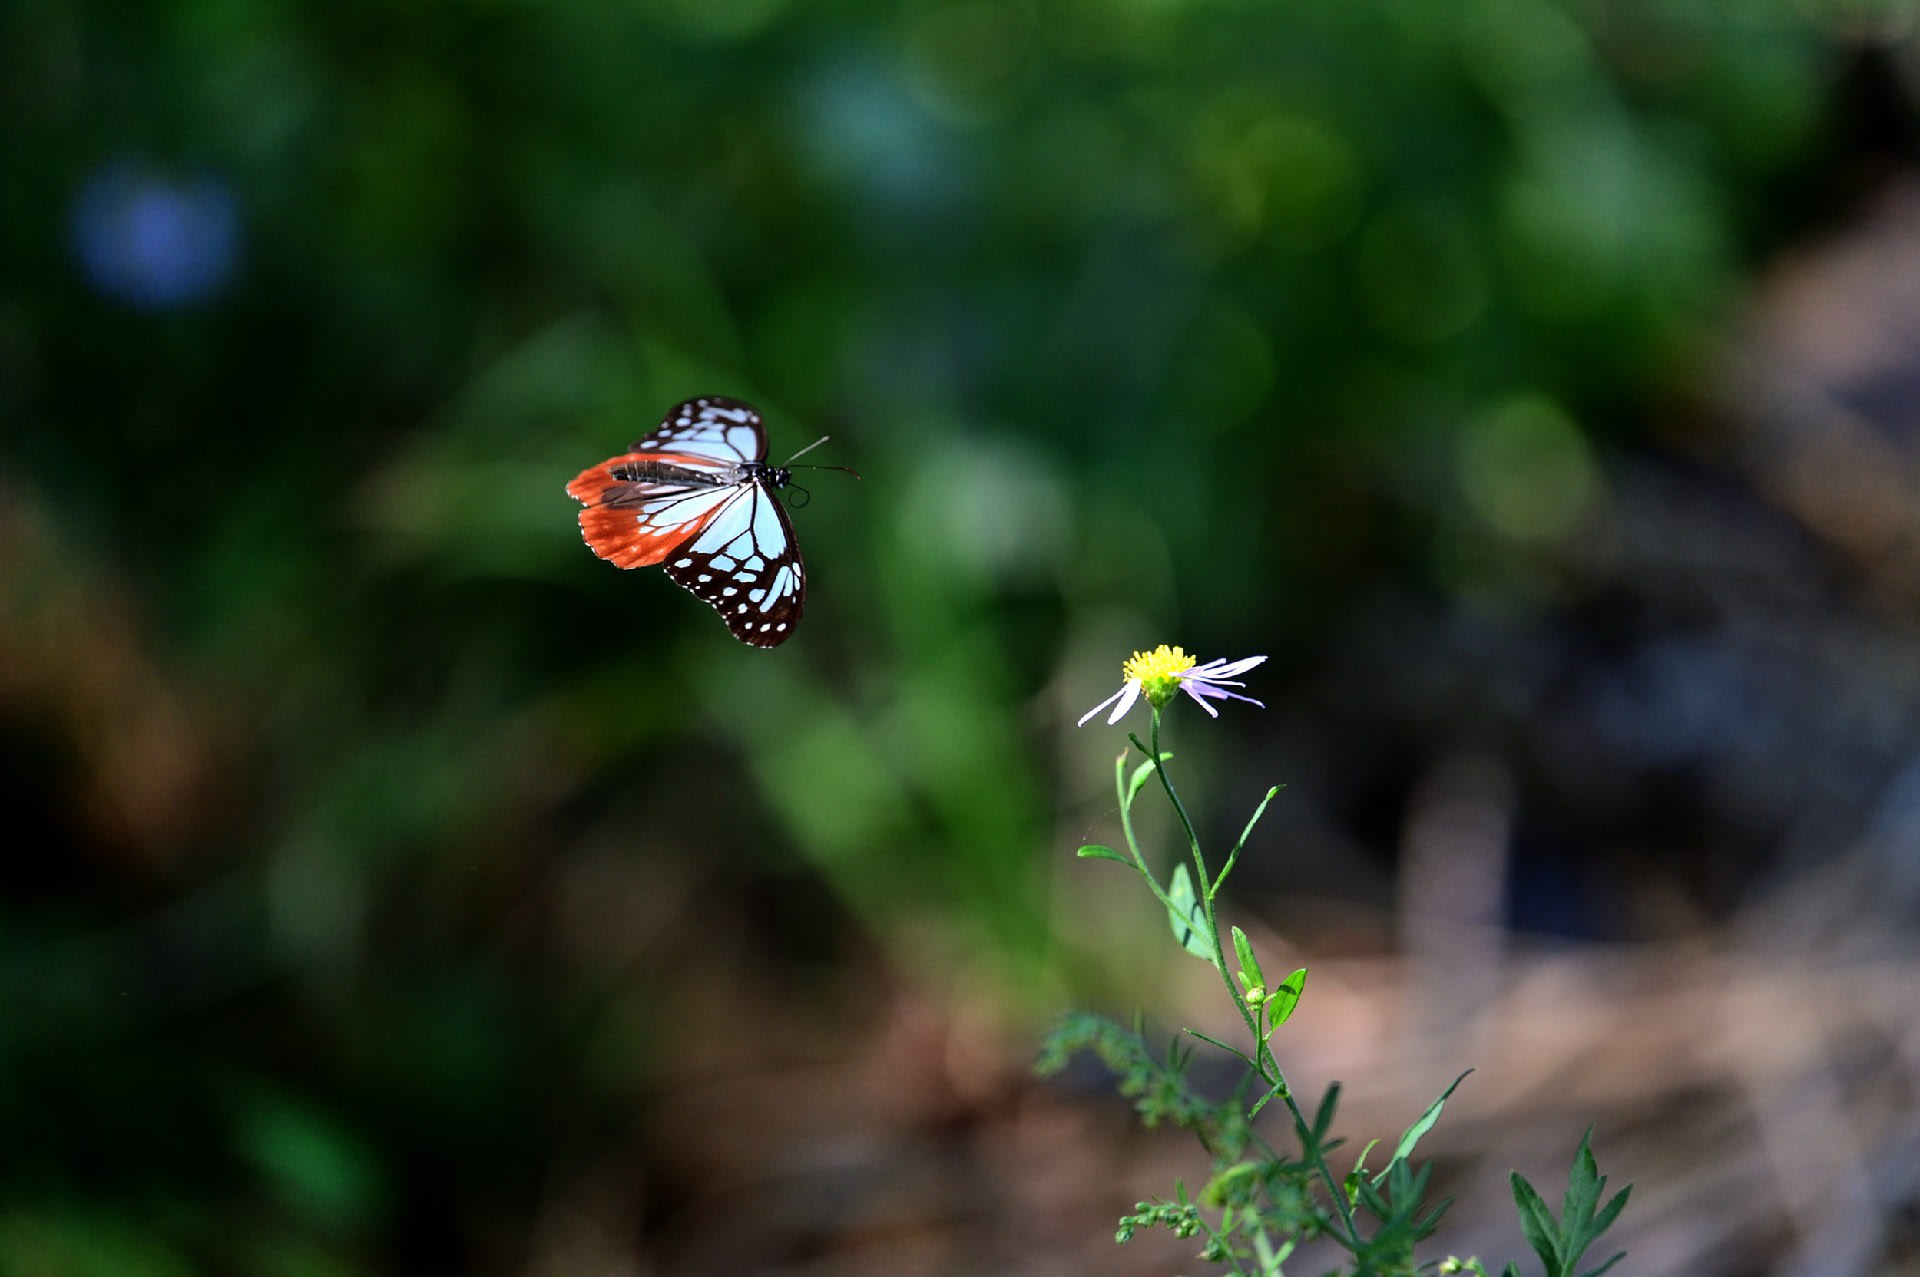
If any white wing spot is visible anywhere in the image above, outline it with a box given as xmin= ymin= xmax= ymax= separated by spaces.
xmin=744 ymin=556 xmax=765 ymax=572
xmin=722 ymin=587 xmax=737 ymax=597
xmin=775 ymin=622 xmax=787 ymax=631
xmin=749 ymin=589 xmax=766 ymax=602
xmin=673 ymin=558 xmax=693 ymax=568
xmin=736 ymin=603 xmax=748 ymax=613
xmin=761 ymin=565 xmax=794 ymax=611
xmin=711 ymin=555 xmax=736 ymax=571
xmin=698 ymin=573 xmax=711 ymax=582
xmin=734 ymin=570 xmax=756 ymax=583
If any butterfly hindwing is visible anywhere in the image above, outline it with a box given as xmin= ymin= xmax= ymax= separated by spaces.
xmin=660 ymin=480 xmax=805 ymax=648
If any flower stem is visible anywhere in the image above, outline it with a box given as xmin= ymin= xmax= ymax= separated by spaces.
xmin=1144 ymin=706 xmax=1364 ymax=1253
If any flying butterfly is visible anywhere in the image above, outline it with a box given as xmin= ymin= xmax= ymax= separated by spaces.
xmin=566 ymin=396 xmax=855 ymax=647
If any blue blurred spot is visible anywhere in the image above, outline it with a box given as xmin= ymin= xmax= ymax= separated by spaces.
xmin=70 ymin=162 xmax=241 ymax=309
xmin=793 ymin=57 xmax=960 ymax=213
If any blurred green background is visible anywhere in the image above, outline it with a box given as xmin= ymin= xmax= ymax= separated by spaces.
xmin=6 ymin=0 xmax=1920 ymax=1273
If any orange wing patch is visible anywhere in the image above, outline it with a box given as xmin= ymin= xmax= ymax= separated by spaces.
xmin=568 ymin=454 xmax=728 ymax=570
xmin=565 ymin=455 xmax=632 ymax=506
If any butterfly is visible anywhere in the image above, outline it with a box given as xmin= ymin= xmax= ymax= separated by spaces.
xmin=566 ymin=396 xmax=852 ymax=647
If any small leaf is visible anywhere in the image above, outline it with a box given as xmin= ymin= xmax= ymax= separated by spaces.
xmin=1415 ymin=1193 xmax=1455 ymax=1238
xmin=1385 ymin=1069 xmax=1472 ymax=1171
xmin=1265 ymin=967 xmax=1307 ymax=1029
xmin=1311 ymin=1082 xmax=1342 ymax=1141
xmin=1216 ymin=785 xmax=1283 ymax=893
xmin=1165 ymin=864 xmax=1217 ymax=965
xmin=1563 ymin=1128 xmax=1600 ymax=1222
xmin=1354 ymin=1136 xmax=1378 ymax=1167
xmin=1510 ymin=1172 xmax=1561 ymax=1274
xmin=1589 ymin=1184 xmax=1631 ymax=1241
xmin=1127 ymin=755 xmax=1170 ymax=803
xmin=1076 ymin=844 xmax=1131 ymax=865
xmin=1248 ymin=1082 xmax=1287 ymax=1120
xmin=1576 ymin=1254 xmax=1626 ymax=1277
xmin=1230 ymin=925 xmax=1265 ymax=987
xmin=1354 ymin=1176 xmax=1389 ymax=1216
xmin=1181 ymin=1027 xmax=1258 ymax=1070
xmin=1253 ymin=1230 xmax=1293 ymax=1277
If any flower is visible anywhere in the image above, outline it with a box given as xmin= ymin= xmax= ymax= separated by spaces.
xmin=1077 ymin=645 xmax=1266 ymax=726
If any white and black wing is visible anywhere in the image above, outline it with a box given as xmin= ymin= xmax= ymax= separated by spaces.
xmin=660 ymin=477 xmax=805 ymax=648
xmin=629 ymin=396 xmax=767 ymax=470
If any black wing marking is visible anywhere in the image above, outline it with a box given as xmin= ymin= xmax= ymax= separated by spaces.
xmin=629 ymin=396 xmax=767 ymax=469
xmin=660 ymin=478 xmax=805 ymax=648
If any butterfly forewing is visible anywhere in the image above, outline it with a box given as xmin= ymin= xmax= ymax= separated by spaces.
xmin=661 ymin=482 xmax=805 ymax=647
xmin=629 ymin=396 xmax=767 ymax=470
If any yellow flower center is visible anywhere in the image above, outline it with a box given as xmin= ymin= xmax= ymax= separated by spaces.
xmin=1123 ymin=645 xmax=1196 ymax=682
xmin=1123 ymin=644 xmax=1195 ymax=709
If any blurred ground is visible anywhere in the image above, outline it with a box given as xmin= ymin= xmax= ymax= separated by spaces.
xmin=6 ymin=2 xmax=1920 ymax=1274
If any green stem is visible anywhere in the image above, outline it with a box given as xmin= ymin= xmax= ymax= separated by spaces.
xmin=1148 ymin=707 xmax=1255 ymax=1047
xmin=1192 ymin=1208 xmax=1253 ymax=1277
xmin=1144 ymin=705 xmax=1364 ymax=1253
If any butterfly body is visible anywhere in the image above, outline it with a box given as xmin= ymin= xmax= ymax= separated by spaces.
xmin=606 ymin=456 xmax=791 ymax=492
xmin=568 ymin=397 xmax=810 ymax=648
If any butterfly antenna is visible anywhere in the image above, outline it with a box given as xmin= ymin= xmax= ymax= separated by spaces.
xmin=784 ymin=436 xmax=831 ymax=464
xmin=782 ymin=435 xmax=862 ymax=479
xmin=785 ymin=482 xmax=812 ymax=509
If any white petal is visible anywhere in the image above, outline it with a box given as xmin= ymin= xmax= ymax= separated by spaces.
xmin=1106 ymin=679 xmax=1143 ymax=724
xmin=1076 ymin=683 xmax=1129 ymax=727
xmin=1194 ymin=654 xmax=1266 ymax=679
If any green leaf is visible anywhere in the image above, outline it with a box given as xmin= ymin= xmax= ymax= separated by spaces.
xmin=1510 ymin=1172 xmax=1561 ymax=1274
xmin=1506 ymin=1131 xmax=1633 ymax=1277
xmin=1576 ymin=1254 xmax=1626 ymax=1277
xmin=1126 ymin=755 xmax=1170 ymax=803
xmin=1311 ymin=1082 xmax=1341 ymax=1141
xmin=1415 ymin=1193 xmax=1455 ymax=1238
xmin=1563 ymin=1128 xmax=1600 ymax=1222
xmin=1165 ymin=864 xmax=1216 ymax=964
xmin=1215 ymin=785 xmax=1282 ymax=892
xmin=1589 ymin=1184 xmax=1631 ymax=1242
xmin=1230 ymin=925 xmax=1264 ymax=987
xmin=1351 ymin=1137 xmax=1378 ymax=1174
xmin=1265 ymin=967 xmax=1307 ymax=1029
xmin=1252 ymin=1230 xmax=1293 ymax=1277
xmin=1182 ymin=1027 xmax=1257 ymax=1070
xmin=1076 ymin=843 xmax=1130 ymax=865
xmin=1383 ymin=1069 xmax=1472 ymax=1175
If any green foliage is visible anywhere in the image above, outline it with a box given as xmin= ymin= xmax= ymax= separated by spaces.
xmin=1045 ymin=703 xmax=1632 ymax=1275
xmin=1038 ymin=1012 xmax=1249 ymax=1149
xmin=1510 ymin=1131 xmax=1632 ymax=1277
